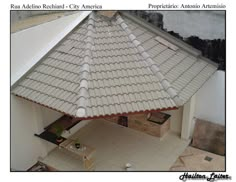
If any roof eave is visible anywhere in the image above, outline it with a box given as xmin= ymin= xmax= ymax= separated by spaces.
xmin=75 ymin=107 xmax=178 ymax=120
xmin=200 ymin=56 xmax=219 ymax=68
xmin=13 ymin=93 xmax=178 ymax=120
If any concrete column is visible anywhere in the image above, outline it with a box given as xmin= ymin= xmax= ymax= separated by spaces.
xmin=181 ymin=94 xmax=196 ymax=140
xmin=31 ymin=104 xmax=48 ymax=158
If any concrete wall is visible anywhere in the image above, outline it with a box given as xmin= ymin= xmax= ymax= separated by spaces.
xmin=11 ymin=94 xmax=93 ymax=170
xmin=11 ymin=95 xmax=64 ymax=170
xmin=181 ymin=95 xmax=196 ymax=140
xmin=164 ymin=107 xmax=183 ymax=135
xmin=180 ymin=71 xmax=226 ymax=138
xmin=195 ymin=71 xmax=225 ymax=125
xmin=11 ymin=95 xmax=42 ymax=170
xmin=41 ymin=107 xmax=63 ymax=127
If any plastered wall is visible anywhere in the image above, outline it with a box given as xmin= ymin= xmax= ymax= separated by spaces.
xmin=195 ymin=71 xmax=225 ymax=126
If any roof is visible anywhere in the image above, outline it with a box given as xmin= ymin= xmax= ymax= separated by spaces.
xmin=11 ymin=11 xmax=218 ymax=119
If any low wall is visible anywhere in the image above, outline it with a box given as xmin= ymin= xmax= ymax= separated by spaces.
xmin=105 ymin=112 xmax=171 ymax=138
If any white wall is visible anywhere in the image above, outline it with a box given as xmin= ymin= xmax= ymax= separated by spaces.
xmin=164 ymin=107 xmax=183 ymax=135
xmin=11 ymin=95 xmax=43 ymax=170
xmin=11 ymin=95 xmax=65 ymax=170
xmin=195 ymin=71 xmax=225 ymax=125
xmin=11 ymin=11 xmax=91 ymax=86
xmin=181 ymin=95 xmax=196 ymax=140
xmin=41 ymin=107 xmax=63 ymax=127
xmin=11 ymin=94 xmax=92 ymax=170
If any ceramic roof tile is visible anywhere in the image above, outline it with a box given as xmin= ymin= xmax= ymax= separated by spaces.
xmin=159 ymin=53 xmax=188 ymax=74
xmin=12 ymin=11 xmax=217 ymax=118
xmin=137 ymin=33 xmax=153 ymax=43
xmin=143 ymin=39 xmax=160 ymax=51
xmin=165 ymin=57 xmax=196 ymax=81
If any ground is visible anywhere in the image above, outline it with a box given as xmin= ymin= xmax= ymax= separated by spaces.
xmin=40 ymin=119 xmax=189 ymax=171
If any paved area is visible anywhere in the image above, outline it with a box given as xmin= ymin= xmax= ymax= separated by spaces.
xmin=170 ymin=146 xmax=225 ymax=171
xmin=41 ymin=119 xmax=189 ymax=171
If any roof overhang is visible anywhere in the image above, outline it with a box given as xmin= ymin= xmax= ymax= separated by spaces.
xmin=14 ymin=94 xmax=178 ymax=119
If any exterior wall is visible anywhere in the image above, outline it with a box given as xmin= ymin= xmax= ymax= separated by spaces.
xmin=181 ymin=95 xmax=196 ymax=140
xmin=11 ymin=95 xmax=64 ymax=170
xmin=41 ymin=107 xmax=63 ymax=127
xmin=11 ymin=95 xmax=43 ymax=170
xmin=164 ymin=107 xmax=183 ymax=135
xmin=195 ymin=71 xmax=225 ymax=126
xmin=180 ymin=71 xmax=225 ymax=139
xmin=11 ymin=94 xmax=93 ymax=170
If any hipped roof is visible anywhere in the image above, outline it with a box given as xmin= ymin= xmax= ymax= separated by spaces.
xmin=11 ymin=11 xmax=217 ymax=119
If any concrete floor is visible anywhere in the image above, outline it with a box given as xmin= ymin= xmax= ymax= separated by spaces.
xmin=41 ymin=119 xmax=190 ymax=171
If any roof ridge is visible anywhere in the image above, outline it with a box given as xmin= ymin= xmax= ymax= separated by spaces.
xmin=116 ymin=14 xmax=184 ymax=106
xmin=75 ymin=13 xmax=95 ymax=117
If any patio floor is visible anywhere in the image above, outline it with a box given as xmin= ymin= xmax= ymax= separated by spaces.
xmin=40 ymin=119 xmax=190 ymax=171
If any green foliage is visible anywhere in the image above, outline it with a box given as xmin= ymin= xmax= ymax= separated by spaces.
xmin=53 ymin=124 xmax=64 ymax=138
